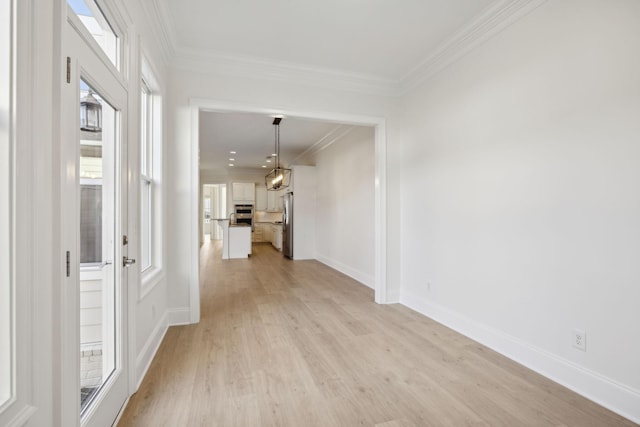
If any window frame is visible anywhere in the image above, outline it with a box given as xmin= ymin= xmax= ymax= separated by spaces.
xmin=66 ymin=0 xmax=122 ymax=73
xmin=139 ymin=57 xmax=163 ymax=298
xmin=0 ymin=0 xmax=13 ymax=412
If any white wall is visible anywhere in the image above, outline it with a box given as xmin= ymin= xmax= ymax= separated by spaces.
xmin=302 ymin=126 xmax=376 ymax=286
xmin=398 ymin=0 xmax=640 ymax=421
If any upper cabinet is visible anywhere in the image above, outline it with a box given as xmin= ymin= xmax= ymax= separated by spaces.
xmin=267 ymin=189 xmax=283 ymax=212
xmin=232 ymin=182 xmax=255 ymax=204
xmin=255 ymin=185 xmax=268 ymax=211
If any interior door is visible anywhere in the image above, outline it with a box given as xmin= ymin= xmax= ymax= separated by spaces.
xmin=61 ymin=12 xmax=130 ymax=427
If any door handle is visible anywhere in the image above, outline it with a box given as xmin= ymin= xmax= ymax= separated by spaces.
xmin=122 ymin=256 xmax=136 ymax=267
xmin=98 ymin=260 xmax=113 ymax=269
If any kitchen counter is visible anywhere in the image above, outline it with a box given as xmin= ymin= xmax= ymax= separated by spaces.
xmin=215 ymin=219 xmax=252 ymax=259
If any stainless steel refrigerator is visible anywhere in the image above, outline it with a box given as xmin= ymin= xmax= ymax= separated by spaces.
xmin=283 ymin=192 xmax=293 ymax=259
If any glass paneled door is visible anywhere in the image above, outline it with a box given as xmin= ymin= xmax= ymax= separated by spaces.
xmin=62 ymin=7 xmax=130 ymax=426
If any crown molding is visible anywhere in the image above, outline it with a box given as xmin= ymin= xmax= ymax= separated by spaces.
xmin=146 ymin=0 xmax=548 ymax=97
xmin=143 ymin=0 xmax=179 ymax=66
xmin=399 ymin=0 xmax=548 ymax=93
xmin=170 ymin=48 xmax=400 ymax=98
xmin=291 ymin=125 xmax=357 ymax=165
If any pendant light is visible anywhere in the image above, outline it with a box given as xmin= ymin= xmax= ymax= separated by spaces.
xmin=265 ymin=117 xmax=291 ymax=191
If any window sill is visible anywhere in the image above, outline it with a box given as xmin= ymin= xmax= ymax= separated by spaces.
xmin=140 ymin=266 xmax=164 ymax=300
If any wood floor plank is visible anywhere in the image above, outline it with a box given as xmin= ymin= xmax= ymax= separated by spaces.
xmin=117 ymin=239 xmax=637 ymax=427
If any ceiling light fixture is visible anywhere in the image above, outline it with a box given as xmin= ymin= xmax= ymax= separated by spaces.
xmin=265 ymin=117 xmax=291 ymax=191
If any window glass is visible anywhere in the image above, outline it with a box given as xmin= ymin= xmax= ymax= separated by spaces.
xmin=79 ymin=81 xmax=106 ymax=267
xmin=67 ymin=0 xmax=119 ymax=69
xmin=140 ymin=81 xmax=151 ymax=271
xmin=140 ymin=75 xmax=158 ymax=274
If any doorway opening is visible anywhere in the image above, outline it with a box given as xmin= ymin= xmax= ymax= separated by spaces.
xmin=188 ymin=101 xmax=387 ymax=326
xmin=203 ymin=184 xmax=227 ymax=242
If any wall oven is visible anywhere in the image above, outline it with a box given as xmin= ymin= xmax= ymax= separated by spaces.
xmin=234 ymin=204 xmax=254 ymax=227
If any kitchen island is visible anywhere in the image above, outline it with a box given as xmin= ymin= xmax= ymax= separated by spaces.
xmin=215 ymin=219 xmax=252 ymax=259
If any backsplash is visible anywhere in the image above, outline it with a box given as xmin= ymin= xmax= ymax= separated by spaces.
xmin=254 ymin=211 xmax=283 ymax=223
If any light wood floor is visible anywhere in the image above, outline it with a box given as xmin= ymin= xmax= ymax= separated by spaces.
xmin=117 ymin=240 xmax=636 ymax=426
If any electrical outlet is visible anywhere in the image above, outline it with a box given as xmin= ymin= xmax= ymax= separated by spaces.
xmin=572 ymin=329 xmax=586 ymax=351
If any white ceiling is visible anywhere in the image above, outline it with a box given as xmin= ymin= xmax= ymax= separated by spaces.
xmin=153 ymin=0 xmax=517 ymax=175
xmin=162 ymin=0 xmax=494 ymax=81
xmin=199 ymin=112 xmax=358 ymax=172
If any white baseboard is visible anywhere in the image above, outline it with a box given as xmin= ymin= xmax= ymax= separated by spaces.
xmin=400 ymin=290 xmax=640 ymax=425
xmin=165 ymin=306 xmax=192 ymax=326
xmin=316 ymin=254 xmax=375 ymax=289
xmin=384 ymin=289 xmax=400 ymax=304
xmin=134 ymin=306 xmax=193 ymax=390
xmin=134 ymin=310 xmax=169 ymax=390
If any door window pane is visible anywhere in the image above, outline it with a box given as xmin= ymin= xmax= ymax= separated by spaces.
xmin=78 ymin=80 xmax=117 ymax=413
xmin=67 ymin=0 xmax=119 ymax=69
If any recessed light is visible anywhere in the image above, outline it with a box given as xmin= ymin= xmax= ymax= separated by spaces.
xmin=228 ymin=163 xmax=234 ymax=167
xmin=272 ymin=153 xmax=277 ymax=157
xmin=229 ymin=158 xmax=235 ymax=161
xmin=230 ymin=151 xmax=236 ymax=154
xmin=261 ymin=165 xmax=267 ymax=168
xmin=266 ymin=159 xmax=271 ymax=163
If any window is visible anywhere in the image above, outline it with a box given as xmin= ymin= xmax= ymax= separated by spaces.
xmin=140 ymin=60 xmax=162 ymax=291
xmin=140 ymin=79 xmax=152 ymax=272
xmin=66 ymin=0 xmax=120 ymax=69
xmin=0 ymin=0 xmax=12 ymax=408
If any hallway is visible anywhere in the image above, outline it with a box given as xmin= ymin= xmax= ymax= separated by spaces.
xmin=117 ymin=241 xmax=635 ymax=426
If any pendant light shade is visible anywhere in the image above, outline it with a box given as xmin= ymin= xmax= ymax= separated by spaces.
xmin=265 ymin=117 xmax=291 ymax=191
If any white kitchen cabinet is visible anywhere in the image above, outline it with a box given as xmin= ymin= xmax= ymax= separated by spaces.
xmin=266 ymin=189 xmax=282 ymax=212
xmin=217 ymin=220 xmax=252 ymax=259
xmin=232 ymin=182 xmax=255 ymax=203
xmin=271 ymin=224 xmax=283 ymax=251
xmin=263 ymin=223 xmax=273 ymax=243
xmin=255 ymin=185 xmax=268 ymax=211
xmin=252 ymin=223 xmax=264 ymax=242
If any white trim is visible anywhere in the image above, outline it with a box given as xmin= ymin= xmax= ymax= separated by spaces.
xmin=189 ymin=105 xmax=200 ymax=323
xmin=165 ymin=307 xmax=192 ymax=326
xmin=290 ymin=125 xmax=356 ymax=165
xmin=0 ymin=0 xmax=43 ymax=425
xmin=173 ymin=51 xmax=398 ymax=97
xmin=134 ymin=310 xmax=169 ymax=389
xmin=139 ymin=53 xmax=165 ymax=303
xmin=399 ymin=0 xmax=548 ymax=92
xmin=189 ymin=99 xmax=389 ymax=310
xmin=315 ymin=255 xmax=375 ymax=290
xmin=373 ymin=120 xmax=387 ymax=304
xmin=400 ymin=290 xmax=640 ymax=425
xmin=3 ymin=405 xmax=37 ymax=427
xmin=140 ymin=0 xmax=177 ymax=66
xmin=116 ymin=305 xmax=193 ymax=422
xmin=0 ymin=0 xmax=14 ymax=413
xmin=129 ymin=309 xmax=189 ymax=392
xmin=132 ymin=305 xmax=192 ymax=390
xmin=144 ymin=0 xmax=547 ymax=98
xmin=65 ymin=4 xmax=126 ymax=89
